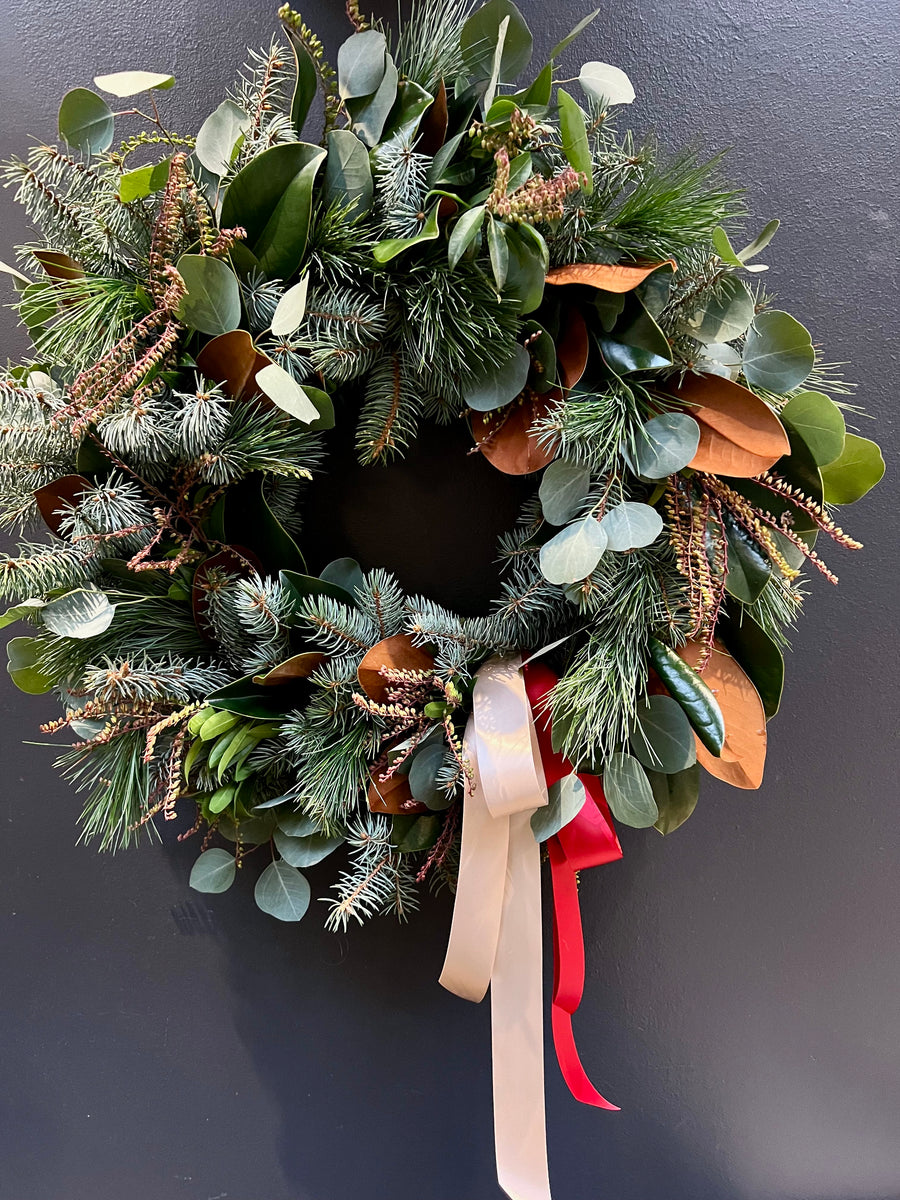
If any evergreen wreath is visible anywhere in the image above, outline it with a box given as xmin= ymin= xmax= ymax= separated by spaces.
xmin=0 ymin=0 xmax=884 ymax=929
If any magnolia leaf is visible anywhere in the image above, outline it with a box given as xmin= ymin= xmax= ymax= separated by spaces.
xmin=820 ymin=434 xmax=885 ymax=504
xmin=270 ymin=277 xmax=309 ymax=338
xmin=357 ymin=634 xmax=434 ymax=703
xmin=473 ymin=391 xmax=557 ymax=475
xmin=253 ymin=652 xmax=327 ymax=685
xmin=600 ymin=502 xmax=663 ymax=551
xmin=549 ymin=9 xmax=601 ymax=60
xmin=58 ymin=88 xmax=114 ymax=154
xmin=461 ymin=0 xmax=533 ymax=82
xmin=539 ymin=458 xmax=590 ymax=525
xmin=600 ymin=298 xmax=672 ymax=373
xmin=539 ymin=516 xmax=607 ymax=584
xmin=274 ymin=828 xmax=343 ymax=867
xmin=118 ymin=158 xmax=171 ymax=203
xmin=629 ymin=695 xmax=697 ymax=773
xmin=176 ymin=254 xmax=241 ymax=336
xmin=384 ymin=79 xmax=434 ymax=142
xmin=648 ymin=764 xmax=700 ymax=835
xmin=556 ymin=307 xmax=589 ymax=389
xmin=195 ymin=330 xmax=272 ymax=402
xmin=678 ymin=640 xmax=767 ymax=789
xmin=682 ymin=274 xmax=755 ymax=343
xmin=323 ymin=128 xmax=374 ymax=216
xmin=723 ymin=514 xmax=771 ymax=603
xmin=254 ymin=860 xmax=311 ymax=921
xmin=300 ymin=385 xmax=335 ymax=431
xmin=464 ymin=343 xmax=530 ymax=411
xmin=742 ymin=310 xmax=815 ymax=392
xmin=648 ymin=637 xmax=725 ymax=756
xmin=546 ymin=260 xmax=676 ymax=292
xmin=672 ymin=374 xmax=791 ymax=477
xmin=781 ymin=390 xmax=846 ymax=467
xmin=256 ymin=363 xmax=319 ymax=424
xmin=195 ymin=99 xmax=251 ymax=176
xmin=392 ymin=812 xmax=441 ymax=853
xmin=556 ymin=88 xmax=592 ymax=193
xmin=337 ymin=29 xmax=387 ymax=101
xmin=189 ymin=848 xmax=236 ymax=894
xmin=6 ymin=637 xmax=53 ymax=694
xmin=626 ymin=412 xmax=700 ymax=479
xmin=604 ymin=752 xmax=658 ymax=828
xmin=448 ymin=204 xmax=487 ymax=269
xmin=94 ymin=70 xmax=174 ymax=97
xmin=500 ymin=222 xmax=546 ymax=311
xmin=409 ymin=742 xmax=453 ymax=810
xmin=524 ymin=320 xmax=557 ymax=392
xmin=531 ymin=774 xmax=586 ymax=842
xmin=42 ymin=588 xmax=115 ymax=639
xmin=578 ymin=62 xmax=635 ymax=106
xmin=320 ymin=557 xmax=365 ymax=596
xmin=718 ymin=607 xmax=784 ymax=720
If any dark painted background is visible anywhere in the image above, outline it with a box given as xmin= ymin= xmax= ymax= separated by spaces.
xmin=1 ymin=2 xmax=898 ymax=1197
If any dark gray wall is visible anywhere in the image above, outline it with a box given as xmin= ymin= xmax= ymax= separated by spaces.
xmin=1 ymin=2 xmax=898 ymax=1198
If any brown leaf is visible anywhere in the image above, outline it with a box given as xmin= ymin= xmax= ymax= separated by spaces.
xmin=545 ymin=260 xmax=676 ymax=293
xmin=357 ymin=633 xmax=435 ymax=702
xmin=472 ymin=391 xmax=558 ymax=476
xmin=32 ymin=250 xmax=84 ymax=281
xmin=253 ymin=652 xmax=327 ymax=685
xmin=555 ymin=307 xmax=589 ymax=390
xmin=196 ymin=330 xmax=274 ymax=403
xmin=418 ymin=79 xmax=449 ymax=156
xmin=34 ymin=474 xmax=92 ymax=535
xmin=670 ymin=373 xmax=791 ymax=477
xmin=367 ymin=770 xmax=428 ymax=815
xmin=678 ymin=640 xmax=767 ymax=789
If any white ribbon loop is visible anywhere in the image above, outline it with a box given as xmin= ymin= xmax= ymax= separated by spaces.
xmin=439 ymin=656 xmax=552 ymax=1200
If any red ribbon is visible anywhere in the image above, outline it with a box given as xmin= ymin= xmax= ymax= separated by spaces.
xmin=523 ymin=661 xmax=623 ymax=1112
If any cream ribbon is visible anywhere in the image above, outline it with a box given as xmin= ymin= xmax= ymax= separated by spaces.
xmin=440 ymin=656 xmax=552 ymax=1200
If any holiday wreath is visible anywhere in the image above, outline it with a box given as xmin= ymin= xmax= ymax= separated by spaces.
xmin=0 ymin=1 xmax=885 ymax=1194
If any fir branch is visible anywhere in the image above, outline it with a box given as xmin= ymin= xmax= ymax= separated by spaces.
xmin=324 ymin=813 xmax=419 ymax=930
xmin=356 ymin=352 xmax=423 ymax=464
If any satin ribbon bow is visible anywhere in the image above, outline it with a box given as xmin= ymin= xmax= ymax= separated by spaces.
xmin=440 ymin=655 xmax=623 ymax=1200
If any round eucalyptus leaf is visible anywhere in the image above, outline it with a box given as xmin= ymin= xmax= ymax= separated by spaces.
xmin=176 ymin=254 xmax=242 ymax=336
xmin=742 ymin=310 xmax=815 ymax=392
xmin=42 ymin=588 xmax=115 ymax=639
xmin=93 ymin=71 xmax=175 ymax=97
xmin=58 ymin=88 xmax=115 ymax=154
xmin=539 ymin=459 xmax=591 ymax=526
xmin=409 ymin=742 xmax=453 ymax=810
xmin=6 ymin=637 xmax=53 ymax=695
xmin=195 ymin=99 xmax=251 ymax=176
xmin=256 ymin=363 xmax=320 ymax=424
xmin=539 ymin=517 xmax=607 ymax=585
xmin=682 ymin=274 xmax=755 ymax=344
xmin=629 ymin=695 xmax=697 ymax=773
xmin=254 ymin=860 xmax=311 ymax=921
xmin=464 ymin=344 xmax=530 ymax=411
xmin=820 ymin=434 xmax=885 ymax=504
xmin=604 ymin=752 xmax=659 ymax=828
xmin=337 ymin=29 xmax=388 ymax=101
xmin=274 ymin=827 xmax=344 ymax=867
xmin=626 ymin=413 xmax=700 ymax=479
xmin=600 ymin=502 xmax=663 ymax=552
xmin=530 ymin=774 xmax=586 ymax=842
xmin=578 ymin=62 xmax=635 ymax=106
xmin=271 ymin=277 xmax=310 ymax=337
xmin=781 ymin=390 xmax=846 ymax=467
xmin=648 ymin=764 xmax=700 ymax=835
xmin=189 ymin=848 xmax=236 ymax=894
xmin=276 ymin=811 xmax=319 ymax=838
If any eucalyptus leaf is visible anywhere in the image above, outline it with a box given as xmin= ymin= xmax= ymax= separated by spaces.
xmin=6 ymin=637 xmax=53 ymax=695
xmin=464 ymin=343 xmax=529 ymax=411
xmin=556 ymin=89 xmax=592 ymax=193
xmin=626 ymin=412 xmax=700 ymax=479
xmin=604 ymin=752 xmax=658 ymax=828
xmin=742 ymin=310 xmax=815 ymax=392
xmin=578 ymin=62 xmax=635 ymax=106
xmin=277 ymin=811 xmax=319 ymax=838
xmin=629 ymin=695 xmax=696 ymax=773
xmin=189 ymin=848 xmax=236 ymax=894
xmin=347 ymin=52 xmax=398 ymax=147
xmin=682 ymin=274 xmax=755 ymax=343
xmin=270 ymin=277 xmax=309 ymax=337
xmin=58 ymin=88 xmax=114 ymax=154
xmin=530 ymin=774 xmax=586 ymax=842
xmin=337 ymin=29 xmax=387 ymax=101
xmin=256 ymin=363 xmax=320 ymax=424
xmin=93 ymin=70 xmax=174 ymax=97
xmin=0 ymin=599 xmax=44 ymax=630
xmin=600 ymin=502 xmax=663 ymax=551
xmin=195 ymin=99 xmax=251 ymax=176
xmin=539 ymin=459 xmax=590 ymax=525
xmin=820 ymin=434 xmax=885 ymax=504
xmin=323 ymin=129 xmax=374 ymax=217
xmin=274 ymin=828 xmax=343 ymax=868
xmin=254 ymin=860 xmax=311 ymax=921
xmin=42 ymin=588 xmax=115 ymax=639
xmin=176 ymin=254 xmax=242 ymax=336
xmin=648 ymin=764 xmax=700 ymax=835
xmin=539 ymin=516 xmax=607 ymax=584
xmin=461 ymin=0 xmax=533 ymax=82
xmin=780 ymin=390 xmax=846 ymax=467
xmin=738 ymin=219 xmax=780 ymax=261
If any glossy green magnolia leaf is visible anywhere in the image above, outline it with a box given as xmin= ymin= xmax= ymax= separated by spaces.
xmin=286 ymin=29 xmax=318 ymax=135
xmin=118 ymin=157 xmax=171 ymax=203
xmin=549 ymin=9 xmax=600 ymax=60
xmin=58 ymin=88 xmax=114 ymax=154
xmin=482 ymin=14 xmax=511 ymax=111
xmin=373 ymin=202 xmax=440 ymax=263
xmin=254 ymin=860 xmax=311 ymax=921
xmin=604 ymin=752 xmax=658 ymax=828
xmin=189 ymin=847 xmax=236 ymax=893
xmin=723 ymin=513 xmax=772 ymax=603
xmin=531 ymin=774 xmax=586 ymax=842
xmin=7 ymin=637 xmax=53 ymax=694
xmin=599 ymin=298 xmax=671 ymax=373
xmin=337 ymin=29 xmax=387 ymax=100
xmin=718 ymin=607 xmax=784 ymax=720
xmin=220 ymin=142 xmax=326 ymax=280
xmin=539 ymin=516 xmax=607 ymax=584
xmin=384 ymin=79 xmax=434 ymax=142
xmin=94 ymin=70 xmax=174 ymax=97
xmin=42 ymin=587 xmax=115 ymax=639
xmin=409 ymin=742 xmax=453 ymax=810
xmin=176 ymin=254 xmax=242 ymax=336
xmin=600 ymin=501 xmax=663 ymax=551
xmin=682 ymin=274 xmax=755 ymax=343
xmin=626 ymin=412 xmax=700 ymax=479
xmin=557 ymin=88 xmax=592 ymax=193
xmin=207 ymin=674 xmax=296 ymax=719
xmin=323 ymin=128 xmax=374 ymax=217
xmin=630 ymin=695 xmax=697 ymax=773
xmin=524 ymin=320 xmax=556 ymax=392
xmin=224 ymin=476 xmax=304 ymax=574
xmin=501 ymin=222 xmax=547 ymax=312
xmin=648 ymin=638 xmax=725 ymax=756
xmin=461 ymin=0 xmax=533 ymax=82
xmin=320 ymin=557 xmax=365 ymax=596
xmin=270 ymin=277 xmax=309 ymax=338
xmin=578 ymin=61 xmax=635 ymax=106
xmin=281 ymin=567 xmax=357 ymax=611
xmin=217 ymin=811 xmax=278 ymax=845
xmin=274 ymin=827 xmax=343 ymax=867
xmin=820 ymin=434 xmax=885 ymax=504
xmin=195 ymin=99 xmax=250 ymax=176
xmin=256 ymin=363 xmax=320 ymax=423
xmin=300 ymin=385 xmax=336 ymax=431
xmin=742 ymin=310 xmax=815 ymax=392
xmin=464 ymin=343 xmax=529 ymax=411
xmin=539 ymin=459 xmax=590 ymax=526
xmin=0 ymin=599 xmax=44 ymax=629
xmin=347 ymin=52 xmax=398 ymax=147
xmin=392 ymin=813 xmax=441 ymax=853
xmin=648 ymin=764 xmax=700 ymax=835
xmin=448 ymin=204 xmax=486 ymax=269
xmin=780 ymin=390 xmax=846 ymax=467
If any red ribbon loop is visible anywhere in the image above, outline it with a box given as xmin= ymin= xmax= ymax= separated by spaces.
xmin=523 ymin=661 xmax=623 ymax=1112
